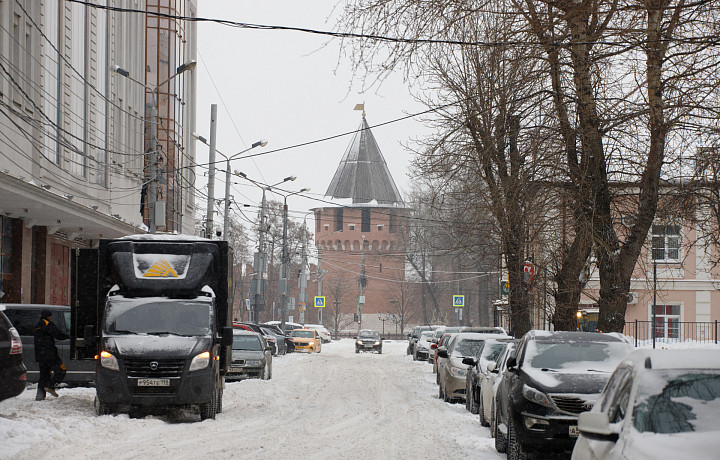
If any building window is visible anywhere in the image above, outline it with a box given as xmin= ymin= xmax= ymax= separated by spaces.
xmin=324 ymin=224 xmax=329 ymax=231
xmin=379 ymin=263 xmax=382 ymax=273
xmin=389 ymin=211 xmax=397 ymax=233
xmin=349 ymin=224 xmax=355 ymax=230
xmin=377 ymin=224 xmax=383 ymax=231
xmin=653 ymin=304 xmax=680 ymax=339
xmin=651 ymin=224 xmax=681 ymax=262
xmin=334 ymin=208 xmax=343 ymax=232
xmin=361 ymin=209 xmax=370 ymax=232
xmin=316 ymin=211 xmax=321 ymax=233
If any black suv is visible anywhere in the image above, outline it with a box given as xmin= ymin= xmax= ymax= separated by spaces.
xmin=2 ymin=304 xmax=95 ymax=385
xmin=0 ymin=307 xmax=26 ymax=402
xmin=494 ymin=331 xmax=634 ymax=459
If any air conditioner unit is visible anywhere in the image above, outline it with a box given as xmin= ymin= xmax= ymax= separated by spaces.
xmin=627 ymin=292 xmax=639 ymax=305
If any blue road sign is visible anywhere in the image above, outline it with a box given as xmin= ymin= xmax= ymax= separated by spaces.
xmin=314 ymin=296 xmax=326 ymax=308
xmin=453 ymin=295 xmax=465 ymax=307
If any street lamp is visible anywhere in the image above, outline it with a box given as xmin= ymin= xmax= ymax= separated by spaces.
xmin=377 ymin=312 xmax=388 ymax=336
xmin=194 ymin=135 xmax=268 ymax=237
xmin=111 ymin=60 xmax=197 ymax=233
xmin=233 ymin=172 xmax=297 ymax=322
xmin=277 ymin=187 xmax=310 ymax=330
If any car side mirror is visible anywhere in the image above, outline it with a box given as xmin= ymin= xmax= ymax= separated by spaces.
xmin=221 ymin=326 xmax=234 ymax=347
xmin=462 ymin=357 xmax=476 ymax=366
xmin=437 ymin=349 xmax=449 ymax=359
xmin=487 ymin=362 xmax=498 ymax=373
xmin=506 ymin=356 xmax=517 ymax=369
xmin=578 ymin=412 xmax=619 ymax=442
xmin=431 ymin=343 xmax=438 ymax=350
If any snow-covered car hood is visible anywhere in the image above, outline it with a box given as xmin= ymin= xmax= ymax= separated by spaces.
xmin=416 ymin=340 xmax=431 ymax=350
xmin=231 ymin=350 xmax=265 ymax=361
xmin=523 ymin=367 xmax=610 ymax=394
xmin=108 ymin=335 xmax=208 ymax=359
xmin=620 ymin=430 xmax=720 ymax=460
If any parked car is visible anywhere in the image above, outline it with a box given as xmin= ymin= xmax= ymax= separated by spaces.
xmin=572 ymin=349 xmax=720 ymax=460
xmin=1 ymin=303 xmax=95 ymax=385
xmin=355 ymin=329 xmax=382 ymax=354
xmin=413 ymin=331 xmax=434 ymax=361
xmin=429 ymin=327 xmax=463 ymax=364
xmin=438 ymin=332 xmax=509 ymax=403
xmin=464 ymin=337 xmax=514 ymax=415
xmin=481 ymin=341 xmax=519 ymax=437
xmin=494 ymin=331 xmax=634 ymax=458
xmin=260 ymin=326 xmax=287 ymax=355
xmin=407 ymin=325 xmax=431 ymax=356
xmin=0 ymin=306 xmax=26 ymax=402
xmin=433 ymin=333 xmax=457 ymax=375
xmin=289 ymin=328 xmax=322 ymax=353
xmin=261 ymin=323 xmax=292 ymax=353
xmin=304 ymin=324 xmax=332 ymax=343
xmin=226 ymin=330 xmax=272 ymax=381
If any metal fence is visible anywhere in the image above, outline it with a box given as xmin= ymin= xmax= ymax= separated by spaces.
xmin=623 ymin=320 xmax=720 ymax=347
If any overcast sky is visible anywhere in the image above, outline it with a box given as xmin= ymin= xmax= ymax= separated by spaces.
xmin=194 ymin=1 xmax=428 ymax=236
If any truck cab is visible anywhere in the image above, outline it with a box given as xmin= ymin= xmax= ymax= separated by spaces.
xmin=72 ymin=236 xmax=234 ymax=420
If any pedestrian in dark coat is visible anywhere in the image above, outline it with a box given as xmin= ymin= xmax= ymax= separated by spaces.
xmin=34 ymin=309 xmax=69 ymax=400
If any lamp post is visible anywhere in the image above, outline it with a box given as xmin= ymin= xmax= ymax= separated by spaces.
xmin=194 ymin=135 xmax=268 ymax=238
xmin=389 ymin=299 xmax=399 ymax=337
xmin=111 ymin=60 xmax=197 ymax=234
xmin=276 ymin=187 xmax=310 ymax=330
xmin=233 ymin=172 xmax=297 ymax=322
xmin=377 ymin=312 xmax=388 ymax=336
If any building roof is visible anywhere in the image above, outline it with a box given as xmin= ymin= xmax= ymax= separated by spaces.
xmin=324 ymin=117 xmax=404 ymax=206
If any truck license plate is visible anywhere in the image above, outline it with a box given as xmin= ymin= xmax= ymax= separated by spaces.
xmin=137 ymin=379 xmax=170 ymax=387
xmin=569 ymin=425 xmax=580 ymax=437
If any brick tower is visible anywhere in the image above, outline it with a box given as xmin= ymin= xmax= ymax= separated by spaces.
xmin=314 ymin=110 xmax=408 ymax=330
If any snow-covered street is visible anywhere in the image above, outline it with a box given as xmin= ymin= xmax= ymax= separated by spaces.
xmin=0 ymin=339 xmax=503 ymax=460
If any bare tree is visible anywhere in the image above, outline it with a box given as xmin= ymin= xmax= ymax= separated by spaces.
xmin=326 ymin=275 xmax=356 ymax=337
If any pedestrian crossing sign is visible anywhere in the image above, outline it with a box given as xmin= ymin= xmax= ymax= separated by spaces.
xmin=453 ymin=295 xmax=464 ymax=307
xmin=314 ymin=296 xmax=326 ymax=308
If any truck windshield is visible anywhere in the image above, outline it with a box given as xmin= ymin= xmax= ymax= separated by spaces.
xmin=105 ymin=297 xmax=212 ymax=336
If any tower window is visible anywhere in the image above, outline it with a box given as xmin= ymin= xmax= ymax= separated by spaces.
xmin=335 ymin=208 xmax=343 ymax=232
xmin=361 ymin=209 xmax=370 ymax=232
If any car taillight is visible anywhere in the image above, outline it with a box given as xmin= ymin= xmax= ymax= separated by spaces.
xmin=9 ymin=327 xmax=22 ymax=354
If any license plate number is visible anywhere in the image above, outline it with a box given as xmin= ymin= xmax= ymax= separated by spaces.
xmin=137 ymin=379 xmax=170 ymax=387
xmin=569 ymin=425 xmax=580 ymax=437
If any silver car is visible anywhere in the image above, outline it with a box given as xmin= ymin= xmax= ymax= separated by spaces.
xmin=227 ymin=330 xmax=273 ymax=381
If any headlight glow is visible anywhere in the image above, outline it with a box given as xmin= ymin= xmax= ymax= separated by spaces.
xmin=100 ymin=350 xmax=119 ymax=371
xmin=189 ymin=351 xmax=211 ymax=371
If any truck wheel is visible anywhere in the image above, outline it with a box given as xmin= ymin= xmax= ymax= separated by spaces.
xmin=200 ymin=389 xmax=217 ymax=421
xmin=94 ymin=396 xmax=114 ymax=416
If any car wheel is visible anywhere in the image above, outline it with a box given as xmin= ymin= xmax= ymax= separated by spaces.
xmin=356 ymin=348 xmax=360 ymax=353
xmin=413 ymin=349 xmax=418 ymax=361
xmin=439 ymin=383 xmax=445 ymax=400
xmin=465 ymin=382 xmax=473 ymax=412
xmin=378 ymin=348 xmax=382 ymax=354
xmin=494 ymin=402 xmax=507 ymax=453
xmin=262 ymin=363 xmax=270 ymax=380
xmin=216 ymin=388 xmax=224 ymax=413
xmin=200 ymin=388 xmax=217 ymax=421
xmin=508 ymin=416 xmax=528 ymax=460
xmin=443 ymin=385 xmax=451 ymax=403
xmin=479 ymin=394 xmax=489 ymax=426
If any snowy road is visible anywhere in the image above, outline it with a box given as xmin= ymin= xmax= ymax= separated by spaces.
xmin=0 ymin=339 xmax=503 ymax=460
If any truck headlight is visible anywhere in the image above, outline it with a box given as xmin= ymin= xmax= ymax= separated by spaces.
xmin=356 ymin=340 xmax=363 ymax=345
xmin=450 ymin=366 xmax=467 ymax=378
xmin=100 ymin=350 xmax=119 ymax=371
xmin=522 ymin=384 xmax=553 ymax=408
xmin=189 ymin=351 xmax=211 ymax=371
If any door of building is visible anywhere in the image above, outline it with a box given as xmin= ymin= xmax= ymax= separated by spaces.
xmin=50 ymin=243 xmax=70 ymax=305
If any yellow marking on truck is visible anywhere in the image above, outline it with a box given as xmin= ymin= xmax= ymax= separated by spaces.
xmin=143 ymin=260 xmax=179 ymax=278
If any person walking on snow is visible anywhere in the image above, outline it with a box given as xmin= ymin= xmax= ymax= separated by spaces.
xmin=34 ymin=309 xmax=69 ymax=400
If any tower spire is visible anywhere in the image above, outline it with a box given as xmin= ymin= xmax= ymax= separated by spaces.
xmin=353 ymin=103 xmax=366 ymax=118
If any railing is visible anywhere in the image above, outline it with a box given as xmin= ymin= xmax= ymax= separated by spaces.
xmin=623 ymin=320 xmax=719 ymax=347
xmin=331 ymin=331 xmax=408 ymax=341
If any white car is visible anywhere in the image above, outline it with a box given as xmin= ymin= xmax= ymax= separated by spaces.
xmin=478 ymin=341 xmax=517 ymax=428
xmin=304 ymin=324 xmax=331 ymax=343
xmin=572 ymin=349 xmax=720 ymax=460
xmin=414 ymin=331 xmax=434 ymax=361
